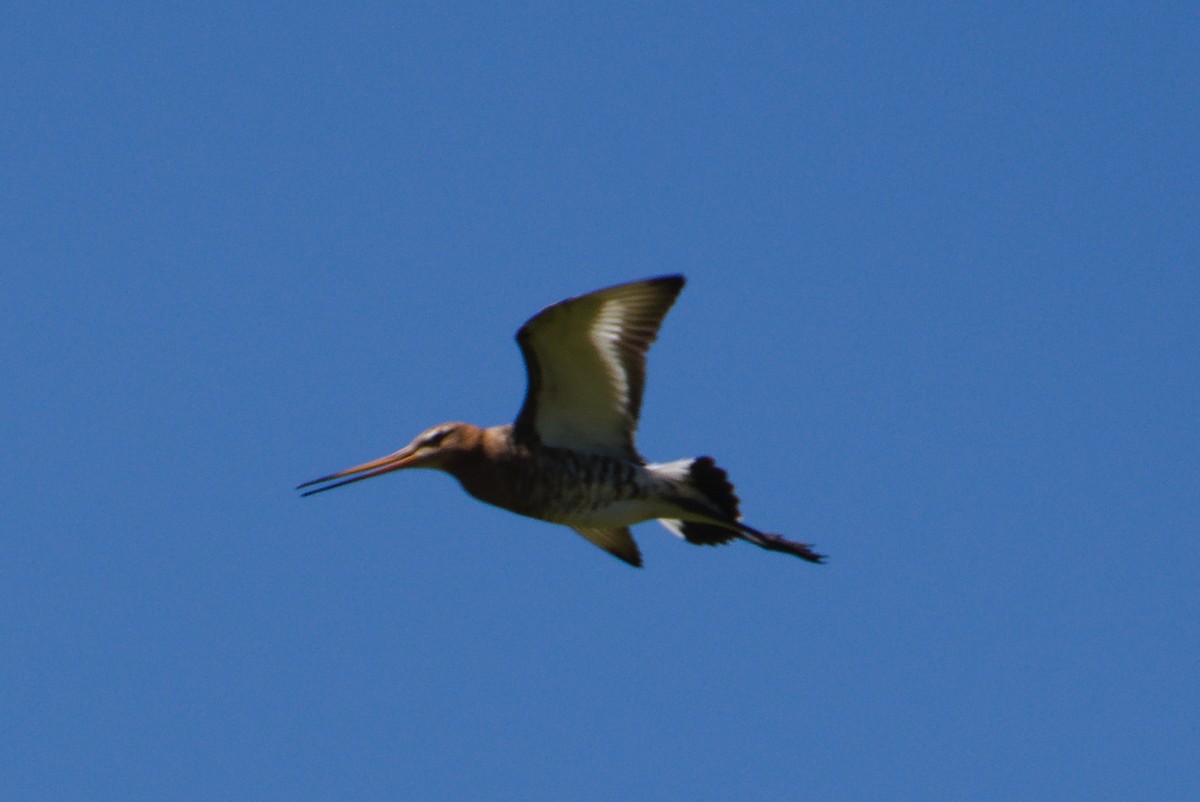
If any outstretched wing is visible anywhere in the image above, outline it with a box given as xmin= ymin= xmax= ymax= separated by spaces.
xmin=512 ymin=275 xmax=685 ymax=460
xmin=570 ymin=526 xmax=643 ymax=567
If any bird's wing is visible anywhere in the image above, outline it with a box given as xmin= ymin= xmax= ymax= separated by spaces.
xmin=512 ymin=275 xmax=685 ymax=460
xmin=570 ymin=526 xmax=643 ymax=567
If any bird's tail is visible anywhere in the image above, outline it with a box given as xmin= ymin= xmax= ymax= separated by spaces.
xmin=656 ymin=456 xmax=826 ymax=563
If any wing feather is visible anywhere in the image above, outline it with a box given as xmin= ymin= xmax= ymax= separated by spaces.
xmin=570 ymin=526 xmax=643 ymax=567
xmin=512 ymin=276 xmax=685 ymax=460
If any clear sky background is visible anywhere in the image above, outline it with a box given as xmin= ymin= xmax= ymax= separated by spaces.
xmin=3 ymin=3 xmax=1196 ymax=800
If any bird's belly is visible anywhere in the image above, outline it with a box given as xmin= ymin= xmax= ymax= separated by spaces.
xmin=540 ymin=497 xmax=677 ymax=528
xmin=454 ymin=447 xmax=681 ymax=527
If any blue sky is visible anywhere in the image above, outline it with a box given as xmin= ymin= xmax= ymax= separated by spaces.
xmin=3 ymin=3 xmax=1196 ymax=799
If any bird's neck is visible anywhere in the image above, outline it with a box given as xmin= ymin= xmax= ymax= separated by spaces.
xmin=440 ymin=424 xmax=538 ymax=515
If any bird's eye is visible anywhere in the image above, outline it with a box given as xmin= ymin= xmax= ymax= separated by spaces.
xmin=423 ymin=428 xmax=451 ymax=447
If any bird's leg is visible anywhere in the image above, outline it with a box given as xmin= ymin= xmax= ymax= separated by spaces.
xmin=737 ymin=527 xmax=826 ymax=564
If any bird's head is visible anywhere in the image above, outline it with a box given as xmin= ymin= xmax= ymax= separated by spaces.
xmin=297 ymin=422 xmax=477 ymax=497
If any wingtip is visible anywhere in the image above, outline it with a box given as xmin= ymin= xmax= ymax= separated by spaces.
xmin=646 ymin=274 xmax=686 ymax=296
xmin=614 ymin=549 xmax=644 ymax=568
xmin=594 ymin=273 xmax=686 ymax=296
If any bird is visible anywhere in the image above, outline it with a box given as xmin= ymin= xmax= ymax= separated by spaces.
xmin=298 ymin=275 xmax=825 ymax=568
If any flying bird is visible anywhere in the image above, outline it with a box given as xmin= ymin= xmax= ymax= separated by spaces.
xmin=299 ymin=276 xmax=825 ymax=568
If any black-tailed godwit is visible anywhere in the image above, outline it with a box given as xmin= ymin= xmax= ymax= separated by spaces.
xmin=299 ymin=276 xmax=825 ymax=567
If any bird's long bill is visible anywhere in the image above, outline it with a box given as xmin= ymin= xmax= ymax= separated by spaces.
xmin=297 ymin=447 xmax=420 ymax=497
